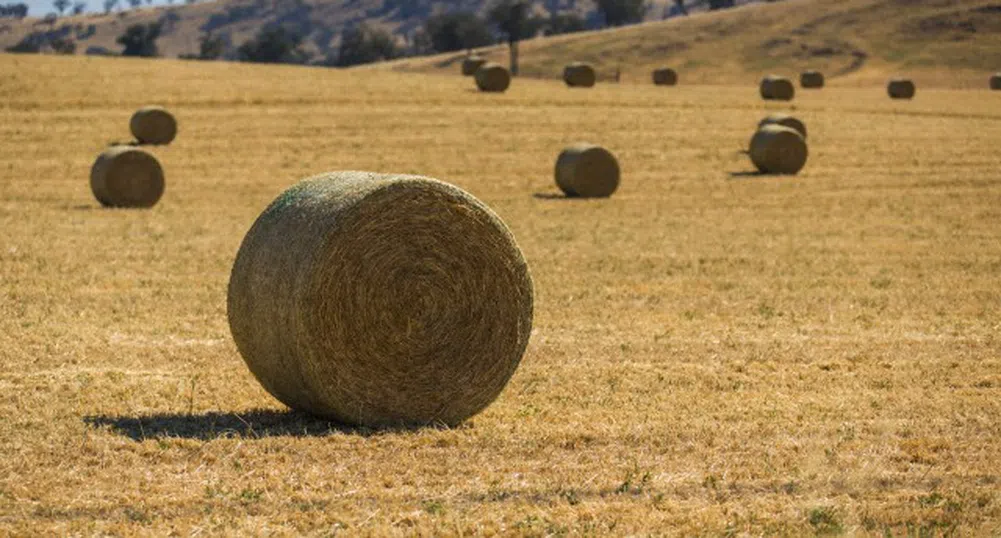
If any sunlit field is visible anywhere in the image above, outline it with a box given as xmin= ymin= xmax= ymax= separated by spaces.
xmin=1 ymin=54 xmax=1000 ymax=535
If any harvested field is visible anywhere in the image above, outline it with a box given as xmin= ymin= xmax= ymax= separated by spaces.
xmin=1 ymin=54 xmax=1000 ymax=535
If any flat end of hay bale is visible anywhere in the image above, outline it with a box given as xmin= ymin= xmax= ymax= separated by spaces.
xmin=749 ymin=125 xmax=808 ymax=175
xmin=89 ymin=145 xmax=165 ymax=208
xmin=564 ymin=62 xmax=596 ymax=88
xmin=130 ymin=106 xmax=177 ymax=145
xmin=652 ymin=67 xmax=678 ymax=86
xmin=888 ymin=79 xmax=916 ymax=99
xmin=227 ymin=171 xmax=534 ymax=428
xmin=474 ymin=63 xmax=511 ymax=92
xmin=800 ymin=70 xmax=825 ymax=89
xmin=760 ymin=75 xmax=795 ymax=101
xmin=758 ymin=113 xmax=807 ymax=139
xmin=555 ymin=144 xmax=620 ymax=198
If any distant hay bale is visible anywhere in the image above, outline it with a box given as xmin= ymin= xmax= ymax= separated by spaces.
xmin=887 ymin=79 xmax=916 ymax=99
xmin=652 ymin=67 xmax=678 ymax=86
xmin=462 ymin=55 xmax=487 ymax=76
xmin=760 ymin=75 xmax=795 ymax=101
xmin=749 ymin=125 xmax=808 ymax=175
xmin=89 ymin=146 xmax=165 ymax=208
xmin=800 ymin=70 xmax=825 ymax=89
xmin=130 ymin=106 xmax=177 ymax=145
xmin=758 ymin=113 xmax=807 ymax=139
xmin=990 ymin=74 xmax=1001 ymax=90
xmin=555 ymin=144 xmax=620 ymax=197
xmin=474 ymin=63 xmax=511 ymax=93
xmin=227 ymin=171 xmax=534 ymax=428
xmin=563 ymin=62 xmax=596 ymax=88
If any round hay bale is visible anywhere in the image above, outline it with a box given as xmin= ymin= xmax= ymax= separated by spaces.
xmin=89 ymin=146 xmax=165 ymax=208
xmin=563 ymin=62 xmax=596 ymax=88
xmin=800 ymin=70 xmax=825 ymax=89
xmin=462 ymin=55 xmax=487 ymax=76
xmin=227 ymin=171 xmax=534 ymax=428
xmin=888 ymin=79 xmax=916 ymax=99
xmin=990 ymin=73 xmax=1001 ymax=90
xmin=130 ymin=106 xmax=177 ymax=145
xmin=474 ymin=63 xmax=511 ymax=93
xmin=758 ymin=113 xmax=807 ymax=139
xmin=760 ymin=75 xmax=795 ymax=101
xmin=652 ymin=67 xmax=678 ymax=86
xmin=749 ymin=125 xmax=808 ymax=175
xmin=555 ymin=144 xmax=620 ymax=198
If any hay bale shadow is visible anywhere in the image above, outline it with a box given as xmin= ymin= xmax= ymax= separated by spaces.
xmin=84 ymin=409 xmax=434 ymax=441
xmin=533 ymin=192 xmax=577 ymax=200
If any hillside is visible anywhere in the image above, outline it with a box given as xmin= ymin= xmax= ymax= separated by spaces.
xmin=0 ymin=0 xmax=697 ymax=60
xmin=384 ymin=0 xmax=1001 ymax=88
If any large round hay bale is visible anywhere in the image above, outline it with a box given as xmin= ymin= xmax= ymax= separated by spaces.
xmin=462 ymin=55 xmax=487 ymax=76
xmin=652 ymin=67 xmax=678 ymax=86
xmin=758 ymin=113 xmax=807 ymax=139
xmin=89 ymin=146 xmax=165 ymax=208
xmin=800 ymin=70 xmax=825 ymax=89
xmin=990 ymin=73 xmax=1001 ymax=90
xmin=749 ymin=125 xmax=808 ymax=175
xmin=474 ymin=63 xmax=511 ymax=93
xmin=563 ymin=62 xmax=596 ymax=88
xmin=760 ymin=75 xmax=795 ymax=100
xmin=555 ymin=144 xmax=620 ymax=198
xmin=227 ymin=171 xmax=534 ymax=428
xmin=887 ymin=79 xmax=916 ymax=99
xmin=130 ymin=106 xmax=177 ymax=145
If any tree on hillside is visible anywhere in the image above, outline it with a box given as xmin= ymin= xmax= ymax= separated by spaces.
xmin=595 ymin=0 xmax=647 ymax=27
xmin=424 ymin=11 xmax=494 ymax=53
xmin=116 ymin=21 xmax=161 ymax=56
xmin=336 ymin=23 xmax=401 ymax=67
xmin=543 ymin=12 xmax=585 ymax=35
xmin=102 ymin=0 xmax=115 ymax=12
xmin=237 ymin=26 xmax=310 ymax=64
xmin=0 ymin=3 xmax=30 ymax=18
xmin=708 ymin=0 xmax=735 ymax=9
xmin=53 ymin=0 xmax=69 ymax=15
xmin=127 ymin=0 xmax=141 ymax=10
xmin=488 ymin=0 xmax=540 ymax=76
xmin=674 ymin=0 xmax=688 ymax=15
xmin=72 ymin=2 xmax=86 ymax=15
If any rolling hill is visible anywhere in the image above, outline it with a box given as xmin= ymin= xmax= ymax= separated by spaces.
xmin=384 ymin=0 xmax=1001 ymax=88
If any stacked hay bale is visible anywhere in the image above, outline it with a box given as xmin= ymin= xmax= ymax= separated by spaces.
xmin=474 ymin=63 xmax=511 ymax=93
xmin=555 ymin=144 xmax=620 ymax=197
xmin=749 ymin=124 xmax=808 ymax=175
xmin=564 ymin=62 xmax=596 ymax=88
xmin=800 ymin=71 xmax=824 ymax=89
xmin=130 ymin=106 xmax=177 ymax=145
xmin=462 ymin=55 xmax=487 ymax=76
xmin=758 ymin=113 xmax=807 ymax=139
xmin=990 ymin=73 xmax=1001 ymax=90
xmin=760 ymin=75 xmax=795 ymax=100
xmin=90 ymin=146 xmax=165 ymax=208
xmin=888 ymin=79 xmax=916 ymax=99
xmin=652 ymin=68 xmax=678 ymax=86
xmin=227 ymin=171 xmax=534 ymax=428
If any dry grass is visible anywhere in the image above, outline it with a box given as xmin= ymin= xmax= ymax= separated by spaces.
xmin=2 ymin=53 xmax=1001 ymax=535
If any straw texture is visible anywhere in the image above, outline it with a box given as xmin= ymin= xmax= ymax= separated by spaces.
xmin=555 ymin=144 xmax=620 ymax=198
xmin=760 ymin=75 xmax=795 ymax=100
xmin=564 ymin=62 xmax=596 ymax=88
xmin=89 ymin=146 xmax=165 ymax=208
xmin=800 ymin=71 xmax=825 ymax=89
xmin=758 ymin=113 xmax=807 ymax=139
xmin=462 ymin=56 xmax=487 ymax=76
xmin=130 ymin=106 xmax=177 ymax=145
xmin=652 ymin=68 xmax=678 ymax=86
xmin=227 ymin=171 xmax=535 ymax=428
xmin=474 ymin=63 xmax=511 ymax=93
xmin=888 ymin=79 xmax=916 ymax=99
xmin=749 ymin=125 xmax=808 ymax=175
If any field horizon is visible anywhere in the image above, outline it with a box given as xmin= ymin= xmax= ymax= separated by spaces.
xmin=1 ymin=52 xmax=1000 ymax=534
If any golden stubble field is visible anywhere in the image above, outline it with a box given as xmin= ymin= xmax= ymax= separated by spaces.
xmin=1 ymin=54 xmax=1000 ymax=535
